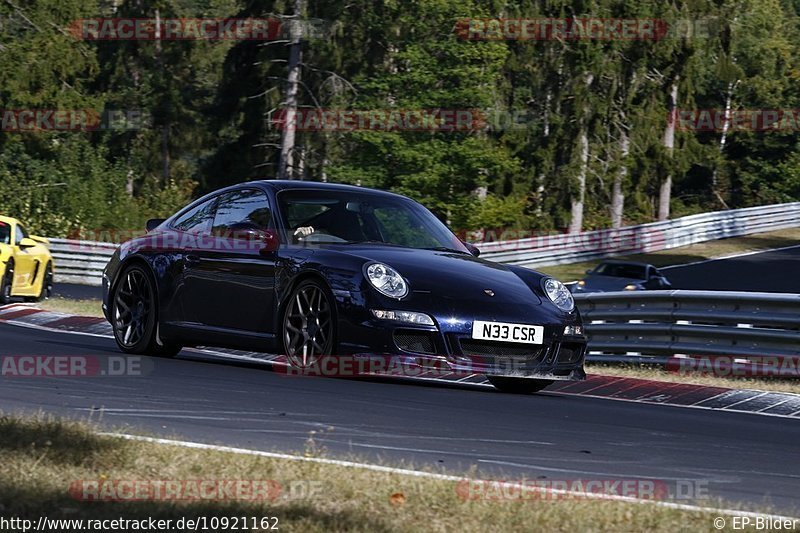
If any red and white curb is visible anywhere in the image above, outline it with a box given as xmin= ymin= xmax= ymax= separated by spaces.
xmin=2 ymin=303 xmax=800 ymax=420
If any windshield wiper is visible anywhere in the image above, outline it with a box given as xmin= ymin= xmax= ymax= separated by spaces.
xmin=341 ymin=240 xmax=404 ymax=247
xmin=421 ymin=246 xmax=469 ymax=254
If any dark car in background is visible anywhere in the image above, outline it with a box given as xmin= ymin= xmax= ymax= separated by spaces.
xmin=571 ymin=260 xmax=672 ymax=293
xmin=102 ymin=181 xmax=587 ymax=394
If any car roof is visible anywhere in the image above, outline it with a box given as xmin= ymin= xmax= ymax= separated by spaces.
xmin=252 ymin=179 xmax=410 ymax=199
xmin=0 ymin=215 xmax=17 ymax=225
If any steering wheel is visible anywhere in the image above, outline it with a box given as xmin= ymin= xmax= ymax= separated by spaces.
xmin=298 ymin=232 xmax=348 ymax=244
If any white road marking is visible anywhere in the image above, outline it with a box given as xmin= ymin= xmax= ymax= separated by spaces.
xmin=477 ymin=459 xmax=737 ymax=483
xmin=101 ymin=432 xmax=800 ymax=521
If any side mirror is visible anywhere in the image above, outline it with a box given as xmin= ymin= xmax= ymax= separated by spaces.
xmin=464 ymin=242 xmax=480 ymax=257
xmin=18 ymin=237 xmax=37 ymax=248
xmin=146 ymin=218 xmax=166 ymax=232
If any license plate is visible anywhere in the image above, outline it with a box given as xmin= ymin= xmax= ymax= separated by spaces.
xmin=471 ymin=320 xmax=544 ymax=345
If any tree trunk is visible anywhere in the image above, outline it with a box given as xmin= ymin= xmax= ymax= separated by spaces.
xmin=278 ymin=0 xmax=304 ymax=180
xmin=155 ymin=8 xmax=170 ymax=181
xmin=611 ymin=123 xmax=629 ymax=229
xmin=711 ymin=81 xmax=734 ymax=209
xmin=569 ymin=73 xmax=593 ymax=234
xmin=658 ymin=78 xmax=679 ymax=221
xmin=535 ymin=88 xmax=551 ymax=217
xmin=569 ymin=126 xmax=589 ymax=234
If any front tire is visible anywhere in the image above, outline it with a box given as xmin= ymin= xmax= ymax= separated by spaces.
xmin=0 ymin=261 xmax=14 ymax=305
xmin=31 ymin=262 xmax=53 ymax=302
xmin=282 ymin=279 xmax=335 ymax=370
xmin=111 ymin=264 xmax=181 ymax=357
xmin=488 ymin=376 xmax=553 ymax=394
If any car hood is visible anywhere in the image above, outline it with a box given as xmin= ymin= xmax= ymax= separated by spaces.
xmin=324 ymin=244 xmax=543 ymax=306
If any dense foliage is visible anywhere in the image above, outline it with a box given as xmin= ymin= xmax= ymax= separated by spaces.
xmin=1 ymin=0 xmax=799 ymax=237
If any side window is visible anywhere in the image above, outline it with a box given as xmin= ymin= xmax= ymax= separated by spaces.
xmin=212 ymin=189 xmax=272 ymax=238
xmin=172 ymin=199 xmax=216 ymax=235
xmin=15 ymin=224 xmax=28 ymax=245
xmin=0 ymin=222 xmax=11 ymax=245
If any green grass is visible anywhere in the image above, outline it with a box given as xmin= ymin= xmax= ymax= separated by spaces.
xmin=39 ymin=297 xmax=104 ymax=318
xmin=539 ymin=227 xmax=800 ymax=282
xmin=0 ymin=414 xmax=771 ymax=532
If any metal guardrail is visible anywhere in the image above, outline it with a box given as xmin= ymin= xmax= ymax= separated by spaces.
xmin=480 ymin=202 xmax=800 ymax=267
xmin=47 ymin=201 xmax=800 ymax=286
xmin=575 ymin=290 xmax=800 ymax=368
xmin=48 ymin=239 xmax=116 ymax=285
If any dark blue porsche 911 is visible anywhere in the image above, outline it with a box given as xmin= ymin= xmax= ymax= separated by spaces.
xmin=102 ymin=181 xmax=586 ymax=393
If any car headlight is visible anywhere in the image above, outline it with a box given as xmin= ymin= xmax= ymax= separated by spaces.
xmin=371 ymin=309 xmax=434 ymax=325
xmin=365 ymin=262 xmax=408 ymax=299
xmin=542 ymin=278 xmax=575 ymax=312
xmin=624 ymin=284 xmax=638 ymax=291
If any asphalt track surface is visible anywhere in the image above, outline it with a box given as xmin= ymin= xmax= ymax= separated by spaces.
xmin=53 ymin=283 xmax=102 ymax=300
xmin=662 ymin=245 xmax=800 ymax=293
xmin=1 ymin=322 xmax=799 ymax=514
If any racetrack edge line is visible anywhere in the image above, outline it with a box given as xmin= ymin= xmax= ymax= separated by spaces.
xmin=99 ymin=432 xmax=800 ymax=521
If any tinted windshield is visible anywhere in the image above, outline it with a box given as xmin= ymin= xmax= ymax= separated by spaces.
xmin=593 ymin=263 xmax=647 ymax=279
xmin=277 ymin=189 xmax=467 ymax=252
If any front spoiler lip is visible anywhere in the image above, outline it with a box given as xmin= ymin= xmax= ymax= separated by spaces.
xmin=346 ymin=352 xmax=587 ymax=381
xmin=448 ymin=361 xmax=586 ymax=381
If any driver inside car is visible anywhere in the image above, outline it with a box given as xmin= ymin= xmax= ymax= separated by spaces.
xmin=291 ymin=203 xmax=368 ymax=243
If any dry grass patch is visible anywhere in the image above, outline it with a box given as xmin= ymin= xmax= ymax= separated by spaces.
xmin=38 ymin=298 xmax=103 ymax=318
xmin=586 ymin=364 xmax=800 ymax=396
xmin=0 ymin=414 xmax=758 ymax=532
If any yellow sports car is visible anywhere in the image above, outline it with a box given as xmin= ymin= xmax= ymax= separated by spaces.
xmin=0 ymin=216 xmax=54 ymax=304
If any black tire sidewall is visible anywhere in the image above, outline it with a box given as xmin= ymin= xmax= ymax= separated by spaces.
xmin=36 ymin=263 xmax=52 ymax=301
xmin=111 ymin=264 xmax=157 ymax=354
xmin=488 ymin=376 xmax=553 ymax=394
xmin=0 ymin=262 xmax=13 ymax=304
xmin=282 ymin=278 xmax=337 ymax=365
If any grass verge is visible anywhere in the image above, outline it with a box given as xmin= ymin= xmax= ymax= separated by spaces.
xmin=538 ymin=227 xmax=800 ymax=282
xmin=39 ymin=297 xmax=104 ymax=318
xmin=585 ymin=364 xmax=800 ymax=396
xmin=0 ymin=414 xmax=761 ymax=532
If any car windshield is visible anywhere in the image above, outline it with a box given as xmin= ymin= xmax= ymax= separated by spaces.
xmin=277 ymin=189 xmax=467 ymax=252
xmin=592 ymin=263 xmax=647 ymax=280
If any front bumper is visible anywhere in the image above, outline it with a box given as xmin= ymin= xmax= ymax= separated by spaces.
xmin=334 ymin=291 xmax=587 ymax=381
